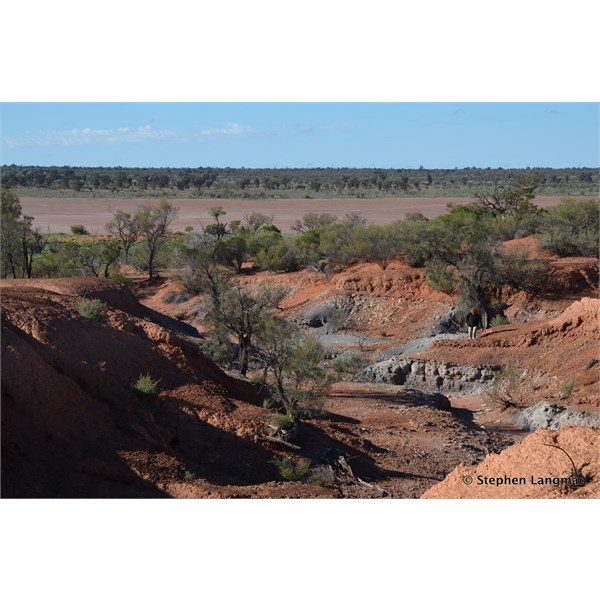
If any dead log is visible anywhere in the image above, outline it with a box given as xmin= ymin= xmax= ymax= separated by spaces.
xmin=259 ymin=435 xmax=301 ymax=450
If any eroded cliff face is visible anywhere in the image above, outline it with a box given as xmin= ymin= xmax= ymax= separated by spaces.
xmin=356 ymin=357 xmax=497 ymax=393
xmin=1 ymin=279 xmax=276 ymax=498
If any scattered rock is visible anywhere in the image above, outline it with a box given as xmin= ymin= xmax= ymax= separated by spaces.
xmin=515 ymin=401 xmax=600 ymax=431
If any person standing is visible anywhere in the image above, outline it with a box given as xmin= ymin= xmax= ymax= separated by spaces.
xmin=467 ymin=308 xmax=483 ymax=339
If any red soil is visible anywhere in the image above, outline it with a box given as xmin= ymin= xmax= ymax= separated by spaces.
xmin=415 ymin=297 xmax=600 ymax=407
xmin=0 ymin=277 xmax=515 ymax=498
xmin=2 ymin=244 xmax=598 ymax=498
xmin=422 ymin=426 xmax=600 ymax=499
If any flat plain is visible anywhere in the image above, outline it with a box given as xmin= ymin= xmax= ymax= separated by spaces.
xmin=19 ymin=195 xmax=569 ymax=233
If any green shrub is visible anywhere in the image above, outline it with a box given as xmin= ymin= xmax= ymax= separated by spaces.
xmin=497 ymin=250 xmax=548 ymax=293
xmin=132 ymin=373 xmax=161 ymax=398
xmin=538 ymin=198 xmax=599 ymax=257
xmin=329 ymin=353 xmax=369 ymax=377
xmin=76 ymin=298 xmax=108 ymax=323
xmin=70 ymin=224 xmax=89 ymax=235
xmin=255 ymin=237 xmax=308 ymax=272
xmin=491 ymin=315 xmax=509 ymax=326
xmin=271 ymin=457 xmax=311 ymax=481
xmin=485 ymin=365 xmax=525 ymax=409
xmin=560 ymin=380 xmax=575 ymax=398
xmin=109 ymin=272 xmax=132 ymax=287
xmin=309 ymin=465 xmax=336 ymax=486
xmin=424 ymin=261 xmax=459 ymax=293
xmin=173 ymin=291 xmax=191 ymax=304
xmin=271 ymin=413 xmax=295 ymax=431
xmin=183 ymin=471 xmax=196 ymax=481
xmin=249 ymin=372 xmax=267 ymax=386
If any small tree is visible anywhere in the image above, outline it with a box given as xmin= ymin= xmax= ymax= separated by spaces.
xmin=205 ymin=277 xmax=288 ymax=376
xmin=106 ymin=209 xmax=140 ymax=264
xmin=291 ymin=212 xmax=338 ymax=232
xmin=244 ymin=212 xmax=274 ymax=231
xmin=134 ymin=199 xmax=178 ymax=278
xmin=20 ymin=216 xmax=47 ymax=279
xmin=215 ymin=235 xmax=247 ymax=273
xmin=358 ymin=224 xmax=401 ymax=270
xmin=255 ymin=318 xmax=330 ymax=420
xmin=204 ymin=206 xmax=228 ymax=242
xmin=475 ymin=174 xmax=542 ymax=218
xmin=77 ymin=239 xmax=122 ymax=278
xmin=1 ymin=186 xmax=47 ymax=279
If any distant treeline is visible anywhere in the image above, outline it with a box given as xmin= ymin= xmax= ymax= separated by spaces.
xmin=1 ymin=165 xmax=597 ymax=197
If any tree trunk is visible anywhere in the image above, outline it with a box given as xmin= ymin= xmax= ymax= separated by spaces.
xmin=147 ymin=244 xmax=155 ymax=279
xmin=476 ymin=284 xmax=489 ymax=329
xmin=239 ymin=336 xmax=250 ymax=376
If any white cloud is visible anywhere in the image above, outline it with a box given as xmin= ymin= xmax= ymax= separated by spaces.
xmin=199 ymin=122 xmax=253 ymax=136
xmin=2 ymin=125 xmax=178 ymax=148
xmin=2 ymin=122 xmax=256 ymax=148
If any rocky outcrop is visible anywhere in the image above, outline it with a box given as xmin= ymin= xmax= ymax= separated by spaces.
xmin=356 ymin=357 xmax=497 ymax=393
xmin=516 ymin=401 xmax=600 ymax=431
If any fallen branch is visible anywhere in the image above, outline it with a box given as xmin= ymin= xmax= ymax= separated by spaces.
xmin=259 ymin=435 xmax=301 ymax=450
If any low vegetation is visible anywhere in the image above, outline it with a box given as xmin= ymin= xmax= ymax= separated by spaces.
xmin=132 ymin=374 xmax=161 ymax=398
xmin=271 ymin=456 xmax=311 ymax=481
xmin=491 ymin=315 xmax=510 ymax=326
xmin=70 ymin=224 xmax=89 ymax=235
xmin=76 ymin=298 xmax=108 ymax=323
xmin=486 ymin=365 xmax=526 ymax=410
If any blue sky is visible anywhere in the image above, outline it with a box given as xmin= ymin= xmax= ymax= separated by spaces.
xmin=1 ymin=103 xmax=597 ymax=169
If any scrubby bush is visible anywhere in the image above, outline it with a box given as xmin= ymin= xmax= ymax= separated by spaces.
xmin=560 ymin=380 xmax=575 ymax=398
xmin=538 ymin=198 xmax=599 ymax=257
xmin=215 ymin=235 xmax=248 ymax=272
xmin=308 ymin=465 xmax=336 ymax=486
xmin=329 ymin=353 xmax=369 ymax=377
xmin=424 ymin=260 xmax=459 ymax=293
xmin=485 ymin=365 xmax=526 ymax=409
xmin=491 ymin=315 xmax=509 ymax=326
xmin=497 ymin=249 xmax=549 ymax=293
xmin=271 ymin=457 xmax=311 ymax=481
xmin=326 ymin=308 xmax=348 ymax=332
xmin=249 ymin=372 xmax=267 ymax=386
xmin=359 ymin=223 xmax=402 ymax=270
xmin=255 ymin=237 xmax=309 ymax=272
xmin=271 ymin=413 xmax=295 ymax=431
xmin=108 ymin=272 xmax=132 ymax=287
xmin=70 ymin=224 xmax=89 ymax=235
xmin=173 ymin=291 xmax=191 ymax=304
xmin=76 ymin=298 xmax=108 ymax=323
xmin=132 ymin=373 xmax=160 ymax=398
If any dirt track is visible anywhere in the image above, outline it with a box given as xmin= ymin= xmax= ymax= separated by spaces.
xmin=19 ymin=195 xmax=568 ymax=233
